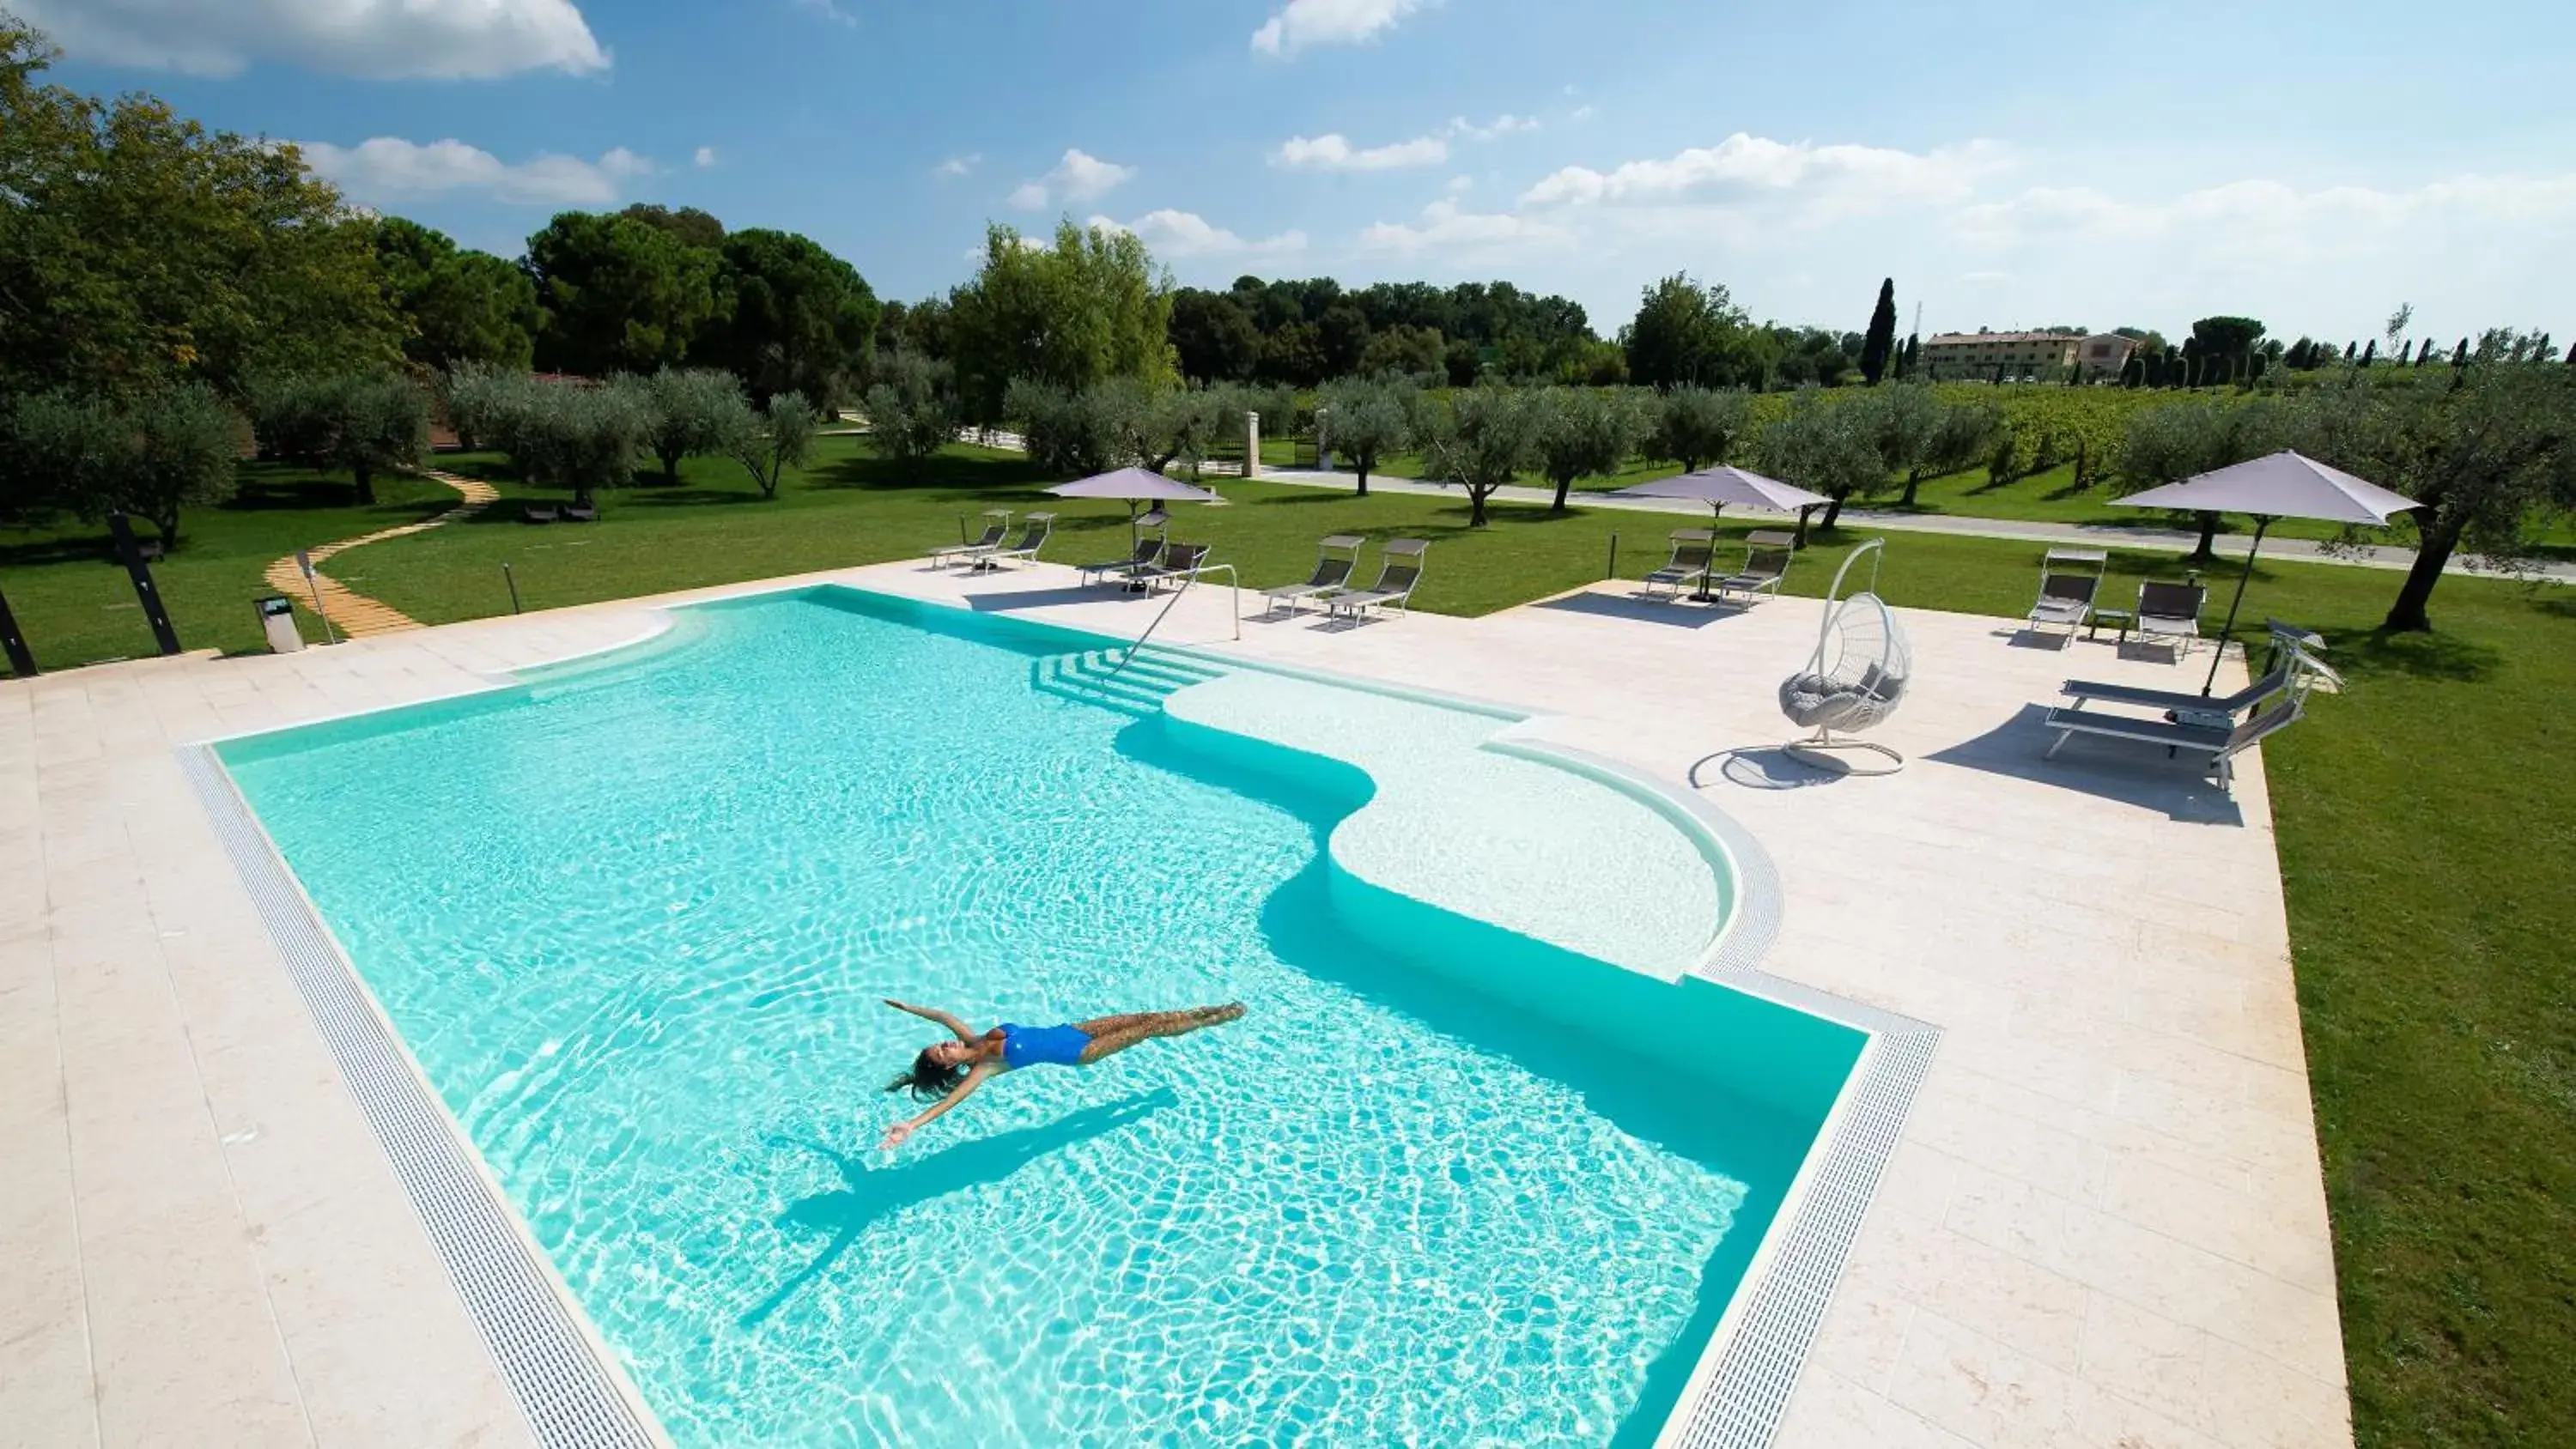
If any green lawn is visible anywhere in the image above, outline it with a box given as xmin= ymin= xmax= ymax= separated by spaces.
xmin=3 ymin=440 xmax=2569 ymax=1446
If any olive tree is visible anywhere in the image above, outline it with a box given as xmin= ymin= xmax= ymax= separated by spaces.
xmin=1534 ymin=386 xmax=1649 ymax=512
xmin=1315 ymin=374 xmax=1416 ymax=497
xmin=863 ymin=352 xmax=962 ymax=465
xmin=1419 ymin=386 xmax=1544 ymax=527
xmin=1647 ymin=386 xmax=1753 ymax=473
xmin=729 ymin=392 xmax=819 ymax=500
xmin=1007 ymin=379 xmax=1128 ymax=476
xmin=1759 ymin=390 xmax=1887 ymax=538
xmin=619 ymin=367 xmax=750 ymax=485
xmin=3 ymin=383 xmax=241 ymax=545
xmin=247 ymin=371 xmax=429 ymax=506
xmin=1899 ymin=397 xmax=1998 ymax=507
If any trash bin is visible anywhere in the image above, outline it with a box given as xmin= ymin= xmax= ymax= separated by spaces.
xmin=256 ymin=595 xmax=305 ymax=654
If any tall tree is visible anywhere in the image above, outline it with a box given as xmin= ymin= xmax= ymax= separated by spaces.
xmin=697 ymin=228 xmax=878 ymax=406
xmin=2417 ymin=337 xmax=2438 ymax=367
xmin=2361 ymin=339 xmax=2379 ymax=368
xmin=1621 ymin=274 xmax=1756 ymax=388
xmin=373 ymin=217 xmax=541 ymax=371
xmin=1317 ymin=302 xmax=1371 ymax=379
xmin=1168 ymin=289 xmax=1260 ymax=382
xmin=2385 ymin=303 xmax=2414 ymax=363
xmin=1859 ymin=278 xmax=1899 ymax=385
xmin=525 ymin=211 xmax=724 ymax=377
xmin=618 ymin=203 xmax=726 ymax=251
xmin=1358 ymin=324 xmax=1445 ymax=379
xmin=1315 ymin=375 xmax=1415 ymax=498
xmin=2189 ymin=316 xmax=2268 ymax=385
xmin=947 ymin=221 xmax=1175 ymax=421
xmin=1897 ymin=332 xmax=1920 ymax=380
xmin=0 ymin=17 xmax=398 ymax=399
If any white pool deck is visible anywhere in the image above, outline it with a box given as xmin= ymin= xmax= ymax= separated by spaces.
xmin=2 ymin=558 xmax=2346 ymax=1449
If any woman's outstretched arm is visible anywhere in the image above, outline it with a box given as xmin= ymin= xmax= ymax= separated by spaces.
xmin=881 ymin=1062 xmax=996 ymax=1150
xmin=884 ymin=997 xmax=976 ymax=1043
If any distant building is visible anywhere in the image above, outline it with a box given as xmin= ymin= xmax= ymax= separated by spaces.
xmin=2077 ymin=332 xmax=2136 ymax=380
xmin=1920 ymin=330 xmax=2082 ymax=381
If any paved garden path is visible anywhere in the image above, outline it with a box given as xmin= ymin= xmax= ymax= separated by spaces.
xmin=261 ymin=470 xmax=499 ymax=638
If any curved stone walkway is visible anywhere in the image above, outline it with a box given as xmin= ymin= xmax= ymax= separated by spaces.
xmin=262 ymin=470 xmax=499 ymax=639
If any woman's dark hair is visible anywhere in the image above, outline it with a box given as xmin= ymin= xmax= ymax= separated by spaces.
xmin=886 ymin=1049 xmax=968 ymax=1102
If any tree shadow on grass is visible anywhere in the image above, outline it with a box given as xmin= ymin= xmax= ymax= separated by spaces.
xmin=740 ymin=1088 xmax=1174 ymax=1329
xmin=805 ymin=452 xmax=1053 ymax=493
xmin=2333 ymin=628 xmax=2502 ymax=684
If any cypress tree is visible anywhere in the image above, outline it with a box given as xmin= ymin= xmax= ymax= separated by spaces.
xmin=2565 ymin=339 xmax=2576 ymax=366
xmin=2416 ymin=337 xmax=2436 ymax=367
xmin=1859 ymin=278 xmax=1899 ymax=384
xmin=2360 ymin=339 xmax=2377 ymax=367
xmin=2342 ymin=341 xmax=2357 ymax=363
xmin=2452 ymin=337 xmax=2469 ymax=367
xmin=1898 ymin=332 xmax=1919 ymax=379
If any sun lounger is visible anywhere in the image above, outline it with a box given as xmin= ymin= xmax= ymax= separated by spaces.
xmin=930 ymin=512 xmax=1012 ymax=569
xmin=2134 ymin=579 xmax=2206 ymax=662
xmin=975 ymin=512 xmax=1054 ymax=570
xmin=1264 ymin=535 xmax=1364 ymax=615
xmin=1135 ymin=542 xmax=1210 ymax=593
xmin=521 ymin=503 xmax=558 ymax=524
xmin=1321 ymin=539 xmax=1427 ymax=621
xmin=2026 ymin=549 xmax=2105 ymax=641
xmin=1709 ymin=530 xmax=1796 ymax=606
xmin=562 ymin=502 xmax=598 ymax=523
xmin=1079 ymin=535 xmax=1165 ymax=586
xmin=2060 ymin=651 xmax=2340 ymax=721
xmin=2042 ymin=697 xmax=2302 ymax=797
xmin=1641 ymin=530 xmax=1716 ymax=600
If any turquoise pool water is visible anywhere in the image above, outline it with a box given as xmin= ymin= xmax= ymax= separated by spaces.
xmin=220 ymin=588 xmax=1863 ymax=1446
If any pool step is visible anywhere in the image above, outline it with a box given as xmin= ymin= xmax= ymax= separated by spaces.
xmin=1032 ymin=649 xmax=1224 ymax=717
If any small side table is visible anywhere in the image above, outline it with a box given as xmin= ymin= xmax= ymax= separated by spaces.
xmin=2087 ymin=608 xmax=2135 ymax=643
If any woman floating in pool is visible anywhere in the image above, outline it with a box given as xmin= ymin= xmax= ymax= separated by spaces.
xmin=878 ymin=998 xmax=1246 ymax=1149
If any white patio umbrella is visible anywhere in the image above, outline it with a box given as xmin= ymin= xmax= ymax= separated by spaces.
xmin=1607 ymin=466 xmax=1832 ymax=600
xmin=2117 ymin=450 xmax=2420 ymax=693
xmin=1047 ymin=467 xmax=1222 ymax=545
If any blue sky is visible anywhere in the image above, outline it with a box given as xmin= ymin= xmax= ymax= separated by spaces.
xmin=26 ymin=0 xmax=2576 ymax=346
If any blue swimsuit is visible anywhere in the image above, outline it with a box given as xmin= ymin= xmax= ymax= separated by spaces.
xmin=998 ymin=1022 xmax=1091 ymax=1070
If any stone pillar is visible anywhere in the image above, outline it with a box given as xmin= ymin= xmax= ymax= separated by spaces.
xmin=1245 ymin=411 xmax=1262 ymax=479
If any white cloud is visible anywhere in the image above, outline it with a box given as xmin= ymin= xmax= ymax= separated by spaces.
xmin=1449 ymin=114 xmax=1537 ymax=142
xmin=1089 ymin=209 xmax=1308 ymax=258
xmin=1252 ymin=0 xmax=1427 ymax=56
xmin=791 ymin=0 xmax=858 ymax=28
xmin=1570 ymin=104 xmax=1595 ymax=122
xmin=301 ymin=137 xmax=654 ymax=207
xmin=1522 ymin=132 xmax=2003 ymax=215
xmin=934 ymin=153 xmax=981 ymax=179
xmin=693 ymin=147 xmax=718 ymax=169
xmin=1274 ymin=133 xmax=1449 ymax=172
xmin=1009 ymin=149 xmax=1136 ymax=209
xmin=1444 ymin=174 xmax=1473 ymax=194
xmin=12 ymin=0 xmax=607 ymax=79
xmin=1357 ymin=197 xmax=1571 ymax=258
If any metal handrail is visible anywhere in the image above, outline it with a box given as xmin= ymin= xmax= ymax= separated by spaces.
xmin=1103 ymin=563 xmax=1240 ymax=682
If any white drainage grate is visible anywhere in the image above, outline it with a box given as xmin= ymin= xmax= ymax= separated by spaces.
xmin=182 ymin=747 xmax=662 ymax=1449
xmin=1673 ymin=787 xmax=1942 ymax=1449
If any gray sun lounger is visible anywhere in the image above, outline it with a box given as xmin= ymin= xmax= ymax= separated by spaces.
xmin=931 ymin=511 xmax=1012 ymax=569
xmin=2060 ymin=651 xmax=2341 ymax=720
xmin=975 ymin=512 xmax=1054 ymax=570
xmin=1078 ymin=535 xmax=1166 ymax=585
xmin=1641 ymin=530 xmax=1716 ymax=600
xmin=1321 ymin=539 xmax=1427 ymax=621
xmin=2134 ymin=579 xmax=2207 ymax=661
xmin=1135 ymin=541 xmax=1210 ymax=593
xmin=1264 ymin=535 xmax=1364 ymax=615
xmin=2042 ymin=697 xmax=2302 ymax=797
xmin=1709 ymin=530 xmax=1796 ymax=605
xmin=2027 ymin=549 xmax=2106 ymax=640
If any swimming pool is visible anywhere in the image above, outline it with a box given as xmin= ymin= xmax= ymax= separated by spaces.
xmin=216 ymin=586 xmax=1868 ymax=1446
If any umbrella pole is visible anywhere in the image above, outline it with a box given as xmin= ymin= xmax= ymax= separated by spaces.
xmin=2203 ymin=515 xmax=2272 ymax=695
xmin=1694 ymin=503 xmax=1723 ymax=603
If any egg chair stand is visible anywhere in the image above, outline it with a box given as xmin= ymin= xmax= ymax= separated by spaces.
xmin=1778 ymin=538 xmax=1912 ymax=777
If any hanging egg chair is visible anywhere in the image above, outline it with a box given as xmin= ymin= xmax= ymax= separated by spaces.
xmin=1777 ymin=538 xmax=1911 ymax=775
